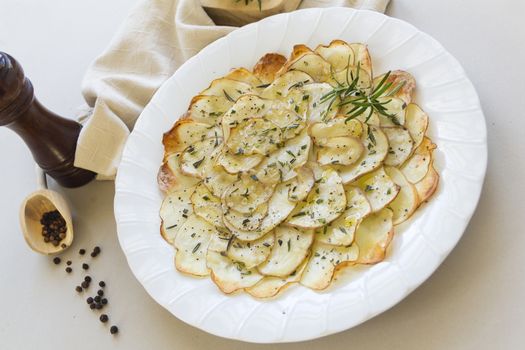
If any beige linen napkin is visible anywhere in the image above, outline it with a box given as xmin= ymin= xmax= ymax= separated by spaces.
xmin=76 ymin=0 xmax=390 ymax=178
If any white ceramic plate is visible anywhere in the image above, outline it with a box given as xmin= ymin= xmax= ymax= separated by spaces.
xmin=114 ymin=8 xmax=487 ymax=343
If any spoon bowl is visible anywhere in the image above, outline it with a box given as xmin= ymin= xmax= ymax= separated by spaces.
xmin=19 ymin=168 xmax=74 ymax=255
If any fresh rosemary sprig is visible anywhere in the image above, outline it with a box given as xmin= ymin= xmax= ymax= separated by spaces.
xmin=319 ymin=61 xmax=406 ymax=125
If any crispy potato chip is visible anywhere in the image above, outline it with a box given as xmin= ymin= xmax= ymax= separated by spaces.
xmin=207 ymin=250 xmax=263 ymax=294
xmin=255 ymin=130 xmax=311 ymax=184
xmin=224 ymin=203 xmax=268 ymax=231
xmin=217 ymin=150 xmax=264 ymax=174
xmin=260 ymin=71 xmax=314 ymax=99
xmin=281 ymin=45 xmax=332 ymax=83
xmin=160 ymin=186 xmax=196 ymax=244
xmin=354 ymin=208 xmax=394 ymax=264
xmin=287 ymin=169 xmax=346 ymax=228
xmin=173 ymin=215 xmax=216 ymax=276
xmin=226 ymin=118 xmax=282 ymax=156
xmin=373 ymin=70 xmax=416 ymax=105
xmin=223 ymin=175 xmax=275 ymax=214
xmin=226 ymin=183 xmax=297 ymax=241
xmin=264 ymin=107 xmax=306 ymax=140
xmin=329 ymin=65 xmax=372 ymax=90
xmin=384 ymin=166 xmax=419 ymax=225
xmin=301 ymin=83 xmax=340 ymax=123
xmin=309 ymin=117 xmax=363 ymax=140
xmin=246 ymin=257 xmax=308 ymax=298
xmin=258 ymin=226 xmax=314 ymax=277
xmin=354 ymin=167 xmax=400 ymax=212
xmin=203 ymin=164 xmax=237 ymax=198
xmin=252 ymin=53 xmax=287 ymax=84
xmin=162 ymin=119 xmax=222 ymax=155
xmin=375 ymin=96 xmax=406 ymax=126
xmin=337 ymin=125 xmax=389 ymax=183
xmin=180 ymin=138 xmax=223 ymax=177
xmin=401 ymin=137 xmax=436 ymax=183
xmin=200 ymin=78 xmax=254 ymax=101
xmin=383 ymin=126 xmax=414 ymax=167
xmin=185 ymin=95 xmax=232 ymax=126
xmin=315 ymin=186 xmax=371 ymax=246
xmin=315 ymin=40 xmax=354 ymax=72
xmin=405 ymin=103 xmax=429 ymax=150
xmin=288 ymin=167 xmax=315 ymax=202
xmin=221 ymin=95 xmax=272 ymax=141
xmin=224 ymin=67 xmax=262 ymax=87
xmin=349 ymin=43 xmax=373 ymax=76
xmin=191 ymin=182 xmax=224 ymax=228
xmin=158 ymin=152 xmax=201 ymax=193
xmin=415 ymin=161 xmax=439 ymax=204
xmin=228 ymin=233 xmax=274 ymax=269
xmin=300 ymin=242 xmax=359 ymax=290
xmin=316 ymin=136 xmax=364 ymax=166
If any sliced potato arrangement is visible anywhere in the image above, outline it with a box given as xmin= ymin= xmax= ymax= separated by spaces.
xmin=158 ymin=39 xmax=439 ymax=297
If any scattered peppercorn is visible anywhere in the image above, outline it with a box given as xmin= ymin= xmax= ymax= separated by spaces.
xmin=84 ymin=276 xmax=92 ymax=283
xmin=97 ymin=290 xmax=104 ymax=296
xmin=110 ymin=326 xmax=118 ymax=335
xmin=96 ymin=304 xmax=103 ymax=310
xmin=101 ymin=298 xmax=108 ymax=305
xmin=86 ymin=297 xmax=94 ymax=304
xmin=75 ymin=286 xmax=83 ymax=293
xmin=66 ymin=260 xmax=72 ymax=266
xmin=99 ymin=281 xmax=105 ymax=288
xmin=81 ymin=281 xmax=89 ymax=289
xmin=100 ymin=314 xmax=108 ymax=323
xmin=82 ymin=263 xmax=89 ymax=270
xmin=65 ymin=267 xmax=72 ymax=273
xmin=94 ymin=296 xmax=101 ymax=303
xmin=53 ymin=257 xmax=61 ymax=265
xmin=90 ymin=303 xmax=96 ymax=310
xmin=79 ymin=249 xmax=86 ymax=255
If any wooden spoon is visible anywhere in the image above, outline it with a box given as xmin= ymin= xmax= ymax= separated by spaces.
xmin=19 ymin=166 xmax=74 ymax=255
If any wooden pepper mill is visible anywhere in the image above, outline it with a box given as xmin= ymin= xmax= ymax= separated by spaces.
xmin=0 ymin=52 xmax=96 ymax=187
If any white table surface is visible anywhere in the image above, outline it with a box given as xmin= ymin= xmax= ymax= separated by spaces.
xmin=1 ymin=0 xmax=524 ymax=349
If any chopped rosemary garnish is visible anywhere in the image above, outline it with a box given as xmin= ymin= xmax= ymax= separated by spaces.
xmin=223 ymin=89 xmax=235 ymax=102
xmin=193 ymin=157 xmax=205 ymax=168
xmin=192 ymin=243 xmax=201 ymax=254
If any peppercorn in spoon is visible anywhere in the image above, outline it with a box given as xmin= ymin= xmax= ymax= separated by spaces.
xmin=19 ymin=166 xmax=74 ymax=254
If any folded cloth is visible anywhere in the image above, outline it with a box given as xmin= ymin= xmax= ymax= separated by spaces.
xmin=75 ymin=0 xmax=390 ymax=178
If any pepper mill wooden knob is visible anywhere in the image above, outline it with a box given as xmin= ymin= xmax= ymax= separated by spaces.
xmin=0 ymin=52 xmax=95 ymax=187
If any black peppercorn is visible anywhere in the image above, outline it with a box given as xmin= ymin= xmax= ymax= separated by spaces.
xmin=84 ymin=276 xmax=92 ymax=283
xmin=90 ymin=303 xmax=96 ymax=310
xmin=101 ymin=298 xmax=108 ymax=305
xmin=97 ymin=289 xmax=104 ymax=296
xmin=81 ymin=281 xmax=89 ymax=289
xmin=66 ymin=260 xmax=72 ymax=266
xmin=96 ymin=303 xmax=103 ymax=310
xmin=99 ymin=281 xmax=106 ymax=288
xmin=82 ymin=263 xmax=89 ymax=270
xmin=100 ymin=314 xmax=108 ymax=323
xmin=75 ymin=286 xmax=83 ymax=293
xmin=65 ymin=267 xmax=72 ymax=273
xmin=53 ymin=257 xmax=61 ymax=265
xmin=110 ymin=326 xmax=118 ymax=334
xmin=94 ymin=296 xmax=101 ymax=303
xmin=86 ymin=297 xmax=94 ymax=304
xmin=79 ymin=249 xmax=86 ymax=255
